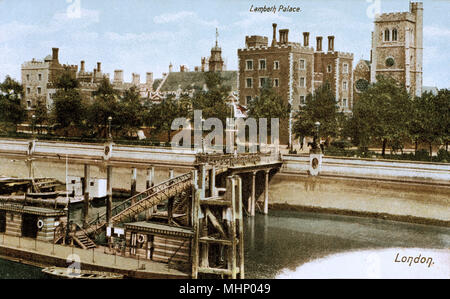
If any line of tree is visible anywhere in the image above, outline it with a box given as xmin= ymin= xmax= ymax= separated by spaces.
xmin=293 ymin=76 xmax=450 ymax=158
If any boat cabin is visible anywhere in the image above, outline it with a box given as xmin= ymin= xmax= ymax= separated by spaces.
xmin=124 ymin=222 xmax=193 ymax=264
xmin=67 ymin=176 xmax=107 ymax=199
xmin=0 ymin=204 xmax=66 ymax=242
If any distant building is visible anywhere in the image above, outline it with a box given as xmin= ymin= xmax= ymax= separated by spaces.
xmin=237 ymin=23 xmax=353 ymax=146
xmin=355 ymin=2 xmax=424 ymax=98
xmin=21 ymin=48 xmax=77 ymax=113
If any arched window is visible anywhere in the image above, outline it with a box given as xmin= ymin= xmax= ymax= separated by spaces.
xmin=384 ymin=29 xmax=390 ymax=41
xmin=392 ymin=29 xmax=398 ymax=41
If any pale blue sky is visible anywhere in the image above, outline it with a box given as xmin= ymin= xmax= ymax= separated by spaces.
xmin=0 ymin=0 xmax=448 ymax=88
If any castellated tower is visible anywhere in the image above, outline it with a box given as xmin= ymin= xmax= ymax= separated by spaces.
xmin=370 ymin=2 xmax=423 ymax=97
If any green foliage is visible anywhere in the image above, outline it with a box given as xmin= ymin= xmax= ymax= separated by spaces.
xmin=247 ymin=80 xmax=289 ymax=121
xmin=347 ymin=76 xmax=412 ymax=156
xmin=51 ymin=89 xmax=85 ymax=135
xmin=0 ymin=76 xmax=26 ymax=132
xmin=190 ymin=72 xmax=230 ymax=125
xmin=54 ymin=69 xmax=79 ymax=91
xmin=34 ymin=97 xmax=48 ymax=133
xmin=292 ymin=82 xmax=341 ymax=140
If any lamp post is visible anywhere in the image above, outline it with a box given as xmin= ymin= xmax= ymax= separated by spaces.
xmin=314 ymin=121 xmax=321 ymax=151
xmin=31 ymin=114 xmax=36 ymax=138
xmin=108 ymin=116 xmax=113 ymax=140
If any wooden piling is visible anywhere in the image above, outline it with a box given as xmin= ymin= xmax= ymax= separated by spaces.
xmin=236 ymin=175 xmax=245 ymax=278
xmin=83 ymin=164 xmax=90 ymax=228
xmin=191 ymin=188 xmax=200 ymax=279
xmin=264 ymin=169 xmax=270 ymax=215
xmin=251 ymin=171 xmax=256 ymax=217
xmin=106 ymin=165 xmax=113 ymax=225
xmin=131 ymin=168 xmax=137 ymax=197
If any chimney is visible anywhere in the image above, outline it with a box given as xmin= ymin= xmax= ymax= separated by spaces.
xmin=146 ymin=72 xmax=153 ymax=85
xmin=316 ymin=36 xmax=323 ymax=52
xmin=132 ymin=73 xmax=140 ymax=85
xmin=97 ymin=62 xmax=102 ymax=73
xmin=114 ymin=70 xmax=123 ymax=83
xmin=169 ymin=63 xmax=173 ymax=73
xmin=279 ymin=29 xmax=289 ymax=44
xmin=80 ymin=60 xmax=85 ymax=72
xmin=328 ymin=36 xmax=335 ymax=52
xmin=303 ymin=32 xmax=310 ymax=47
xmin=272 ymin=23 xmax=277 ymax=46
xmin=52 ymin=48 xmax=59 ymax=62
xmin=201 ymin=58 xmax=206 ymax=72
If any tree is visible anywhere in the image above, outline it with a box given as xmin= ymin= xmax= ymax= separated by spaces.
xmin=116 ymin=86 xmax=144 ymax=137
xmin=34 ymin=97 xmax=48 ymax=134
xmin=86 ymin=78 xmax=119 ymax=138
xmin=349 ymin=76 xmax=412 ymax=156
xmin=409 ymin=89 xmax=449 ymax=158
xmin=50 ymin=72 xmax=84 ymax=136
xmin=0 ymin=76 xmax=26 ymax=132
xmin=190 ymin=72 xmax=230 ymax=124
xmin=145 ymin=95 xmax=187 ymax=143
xmin=247 ymin=80 xmax=290 ymax=122
xmin=292 ymin=82 xmax=341 ymax=144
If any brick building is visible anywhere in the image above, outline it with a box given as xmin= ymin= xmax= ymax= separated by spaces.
xmin=238 ymin=24 xmax=353 ymax=146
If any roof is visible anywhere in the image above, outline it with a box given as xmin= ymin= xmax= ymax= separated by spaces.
xmin=124 ymin=221 xmax=193 ymax=238
xmin=159 ymin=71 xmax=238 ymax=92
xmin=0 ymin=203 xmax=66 ymax=216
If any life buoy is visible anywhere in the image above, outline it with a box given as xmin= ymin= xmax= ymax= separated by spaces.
xmin=37 ymin=219 xmax=44 ymax=229
xmin=137 ymin=234 xmax=145 ymax=243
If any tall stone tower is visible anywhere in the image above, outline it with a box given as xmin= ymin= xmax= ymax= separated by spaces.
xmin=208 ymin=28 xmax=224 ymax=72
xmin=370 ymin=2 xmax=423 ymax=97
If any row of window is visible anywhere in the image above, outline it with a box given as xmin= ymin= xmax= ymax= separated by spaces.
xmin=245 ymin=95 xmax=350 ymax=108
xmin=245 ymin=59 xmax=350 ymax=74
xmin=25 ymin=73 xmax=44 ymax=81
xmin=26 ymin=87 xmax=42 ymax=95
xmin=245 ymin=77 xmax=349 ymax=90
xmin=384 ymin=28 xmax=398 ymax=42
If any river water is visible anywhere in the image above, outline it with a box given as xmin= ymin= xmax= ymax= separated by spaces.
xmin=1 ymin=209 xmax=449 ymax=279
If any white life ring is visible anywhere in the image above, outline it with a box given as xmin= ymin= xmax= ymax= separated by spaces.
xmin=37 ymin=219 xmax=44 ymax=229
xmin=137 ymin=234 xmax=145 ymax=243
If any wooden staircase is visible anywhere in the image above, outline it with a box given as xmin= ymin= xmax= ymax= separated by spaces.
xmin=73 ymin=232 xmax=97 ymax=249
xmin=81 ymin=172 xmax=193 ymax=236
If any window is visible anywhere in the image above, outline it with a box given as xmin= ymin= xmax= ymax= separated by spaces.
xmin=392 ymin=29 xmax=398 ymax=41
xmin=299 ymin=77 xmax=305 ymax=88
xmin=90 ymin=182 xmax=95 ymax=187
xmin=246 ymin=78 xmax=253 ymax=88
xmin=26 ymin=74 xmax=30 ymax=81
xmin=273 ymin=78 xmax=279 ymax=87
xmin=259 ymin=59 xmax=266 ymax=70
xmin=38 ymin=74 xmax=42 ymax=81
xmin=27 ymin=87 xmax=31 ymax=94
xmin=259 ymin=77 xmax=268 ymax=87
xmin=299 ymin=59 xmax=306 ymax=70
xmin=384 ymin=29 xmax=390 ymax=41
xmin=300 ymin=96 xmax=306 ymax=105
xmin=274 ymin=61 xmax=280 ymax=70
xmin=343 ymin=98 xmax=348 ymax=108
xmin=327 ymin=64 xmax=332 ymax=73
xmin=246 ymin=96 xmax=252 ymax=104
xmin=343 ymin=63 xmax=349 ymax=74
xmin=27 ymin=100 xmax=31 ymax=108
xmin=343 ymin=81 xmax=348 ymax=91
xmin=37 ymin=87 xmax=42 ymax=94
xmin=246 ymin=60 xmax=253 ymax=70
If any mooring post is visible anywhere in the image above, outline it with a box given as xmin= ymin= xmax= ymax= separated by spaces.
xmin=198 ymin=163 xmax=207 ymax=199
xmin=146 ymin=167 xmax=154 ymax=189
xmin=83 ymin=164 xmax=90 ymax=228
xmin=264 ymin=169 xmax=270 ymax=215
xmin=106 ymin=165 xmax=113 ymax=225
xmin=209 ymin=165 xmax=216 ymax=197
xmin=131 ymin=168 xmax=137 ymax=197
xmin=169 ymin=169 xmax=174 ymax=179
xmin=236 ymin=176 xmax=245 ymax=278
xmin=191 ymin=188 xmax=200 ymax=279
xmin=228 ymin=176 xmax=237 ymax=279
xmin=251 ymin=171 xmax=256 ymax=217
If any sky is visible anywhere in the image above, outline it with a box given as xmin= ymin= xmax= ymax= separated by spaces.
xmin=0 ymin=0 xmax=449 ymax=88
